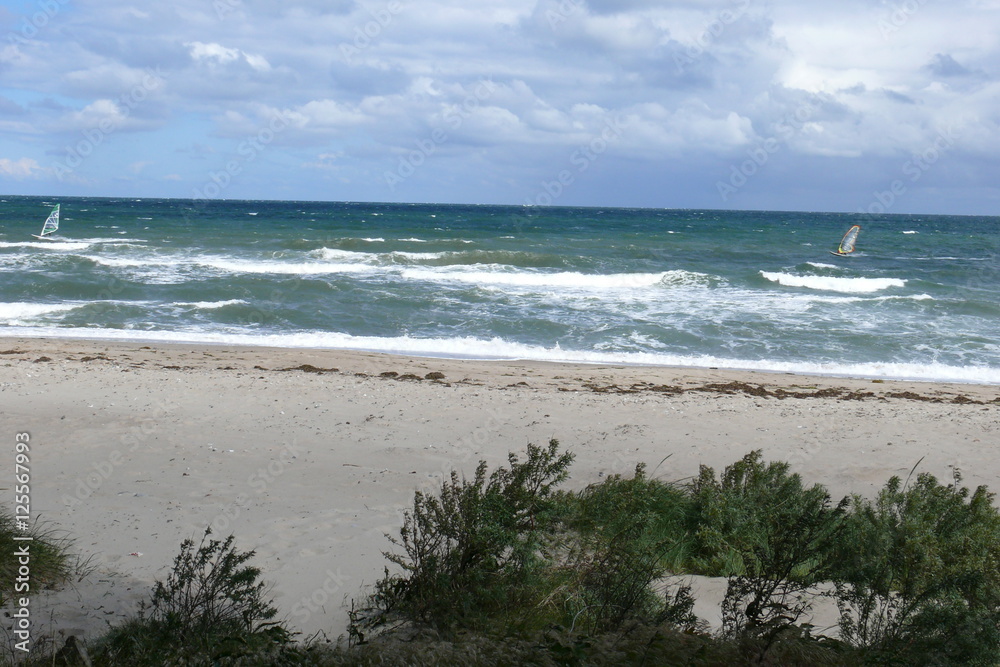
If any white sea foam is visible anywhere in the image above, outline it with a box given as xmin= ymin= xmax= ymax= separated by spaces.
xmin=87 ymin=254 xmax=379 ymax=277
xmin=0 ymin=241 xmax=93 ymax=251
xmin=399 ymin=268 xmax=713 ymax=290
xmin=95 ymin=251 xmax=717 ymax=289
xmin=5 ymin=326 xmax=999 ymax=384
xmin=761 ymin=272 xmax=906 ymax=293
xmin=85 ymin=256 xmax=155 ymax=268
xmin=390 ymin=251 xmax=447 ymax=261
xmin=315 ymin=248 xmax=482 ymax=263
xmin=175 ymin=299 xmax=247 ymax=309
xmin=77 ymin=237 xmax=149 ymax=244
xmin=0 ymin=302 xmax=80 ymax=323
xmin=198 ymin=258 xmax=381 ymax=276
xmin=805 ymin=262 xmax=840 ymax=270
xmin=312 ymin=248 xmax=373 ymax=262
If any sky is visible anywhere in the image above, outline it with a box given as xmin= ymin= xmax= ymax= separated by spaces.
xmin=1 ymin=0 xmax=999 ymax=214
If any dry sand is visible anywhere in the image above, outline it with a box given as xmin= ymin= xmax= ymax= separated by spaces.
xmin=1 ymin=337 xmax=997 ymax=650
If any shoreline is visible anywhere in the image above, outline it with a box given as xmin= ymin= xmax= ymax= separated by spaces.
xmin=3 ymin=332 xmax=999 ymax=388
xmin=2 ymin=336 xmax=997 ymax=648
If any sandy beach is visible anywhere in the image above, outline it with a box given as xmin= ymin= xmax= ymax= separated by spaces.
xmin=2 ymin=337 xmax=998 ymax=649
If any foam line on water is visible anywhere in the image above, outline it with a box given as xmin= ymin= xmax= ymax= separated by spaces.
xmin=4 ymin=326 xmax=998 ymax=384
xmin=761 ymin=271 xmax=906 ymax=293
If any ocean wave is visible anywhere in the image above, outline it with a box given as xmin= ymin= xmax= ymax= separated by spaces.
xmin=311 ymin=248 xmax=373 ymax=262
xmin=312 ymin=248 xmax=446 ymax=263
xmin=415 ymin=249 xmax=573 ymax=268
xmin=175 ymin=299 xmax=248 ymax=309
xmin=198 ymin=258 xmax=382 ymax=276
xmin=86 ymin=254 xmax=380 ymax=278
xmin=84 ymin=253 xmax=716 ymax=289
xmin=0 ymin=241 xmax=94 ymax=251
xmin=4 ymin=326 xmax=998 ymax=384
xmin=85 ymin=256 xmax=161 ymax=268
xmin=761 ymin=272 xmax=906 ymax=293
xmin=398 ymin=268 xmax=714 ymax=290
xmin=0 ymin=301 xmax=81 ymax=323
xmin=76 ymin=237 xmax=150 ymax=244
xmin=314 ymin=247 xmax=573 ymax=268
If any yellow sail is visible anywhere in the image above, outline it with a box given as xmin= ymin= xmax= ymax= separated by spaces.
xmin=832 ymin=225 xmax=860 ymax=256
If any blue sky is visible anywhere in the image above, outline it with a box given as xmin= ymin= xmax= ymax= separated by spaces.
xmin=1 ymin=0 xmax=998 ymax=213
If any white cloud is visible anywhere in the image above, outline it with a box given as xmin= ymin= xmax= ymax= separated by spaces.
xmin=296 ymin=100 xmax=368 ymax=128
xmin=0 ymin=0 xmax=996 ymax=211
xmin=0 ymin=158 xmax=45 ymax=179
xmin=188 ymin=41 xmax=241 ymax=65
xmin=618 ymin=102 xmax=754 ymax=156
xmin=186 ymin=41 xmax=271 ymax=72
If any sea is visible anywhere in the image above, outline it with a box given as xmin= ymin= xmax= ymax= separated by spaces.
xmin=1 ymin=195 xmax=998 ymax=384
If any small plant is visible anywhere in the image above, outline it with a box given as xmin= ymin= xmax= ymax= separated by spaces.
xmin=691 ymin=451 xmax=846 ymax=659
xmin=834 ymin=468 xmax=1000 ymax=664
xmin=0 ymin=512 xmax=75 ymax=607
xmin=561 ymin=463 xmax=700 ymax=633
xmin=93 ymin=528 xmax=292 ymax=664
xmin=0 ymin=513 xmax=83 ymax=662
xmin=353 ymin=440 xmax=574 ymax=639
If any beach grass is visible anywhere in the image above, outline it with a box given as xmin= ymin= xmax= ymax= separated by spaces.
xmin=0 ymin=512 xmax=76 ymax=606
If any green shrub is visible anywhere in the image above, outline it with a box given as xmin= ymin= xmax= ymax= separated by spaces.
xmin=559 ymin=463 xmax=700 ymax=633
xmin=352 ymin=440 xmax=574 ymax=640
xmin=834 ymin=469 xmax=1000 ymax=664
xmin=92 ymin=528 xmax=293 ymax=665
xmin=689 ymin=451 xmax=846 ymax=660
xmin=564 ymin=462 xmax=695 ymax=571
xmin=47 ymin=445 xmax=1000 ymax=666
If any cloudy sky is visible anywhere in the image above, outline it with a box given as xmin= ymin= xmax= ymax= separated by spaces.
xmin=1 ymin=0 xmax=998 ymax=213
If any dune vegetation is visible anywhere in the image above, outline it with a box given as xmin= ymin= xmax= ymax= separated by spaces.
xmin=9 ymin=441 xmax=1000 ymax=666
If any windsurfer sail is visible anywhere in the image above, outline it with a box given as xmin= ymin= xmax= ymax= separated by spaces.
xmin=830 ymin=224 xmax=860 ymax=257
xmin=32 ymin=205 xmax=60 ymax=240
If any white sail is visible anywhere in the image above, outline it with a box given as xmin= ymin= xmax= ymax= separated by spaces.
xmin=37 ymin=205 xmax=60 ymax=238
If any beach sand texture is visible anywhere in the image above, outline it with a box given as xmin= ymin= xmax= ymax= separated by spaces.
xmin=2 ymin=337 xmax=997 ymax=646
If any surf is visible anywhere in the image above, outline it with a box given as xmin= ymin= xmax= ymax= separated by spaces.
xmin=760 ymin=271 xmax=906 ymax=293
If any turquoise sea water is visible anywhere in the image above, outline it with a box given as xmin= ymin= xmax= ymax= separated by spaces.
xmin=1 ymin=195 xmax=998 ymax=383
